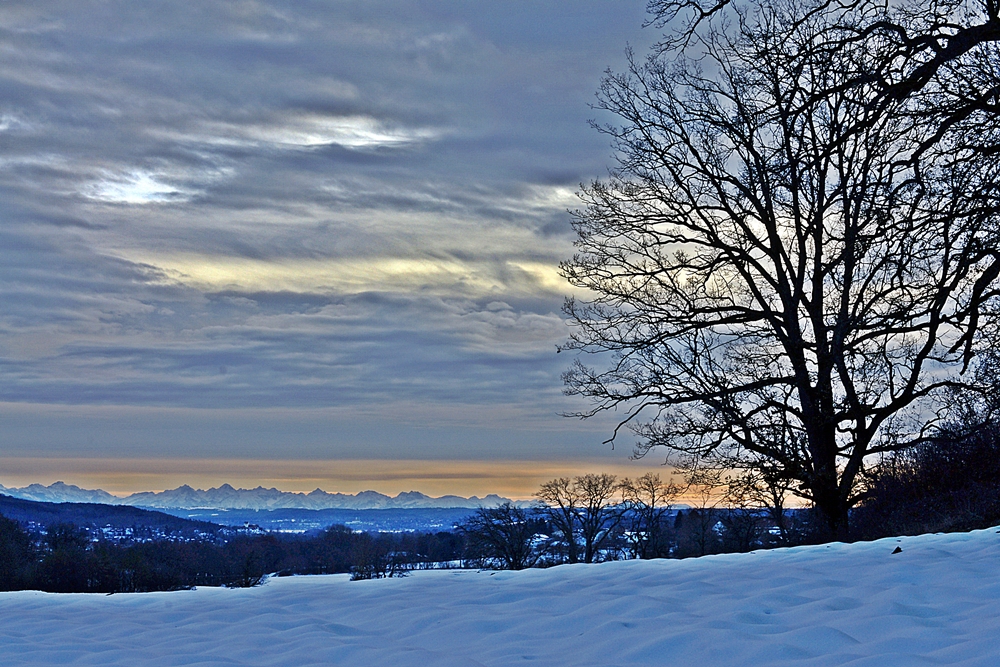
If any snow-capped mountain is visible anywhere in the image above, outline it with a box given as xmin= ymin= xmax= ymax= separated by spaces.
xmin=0 ymin=481 xmax=121 ymax=505
xmin=0 ymin=481 xmax=515 ymax=510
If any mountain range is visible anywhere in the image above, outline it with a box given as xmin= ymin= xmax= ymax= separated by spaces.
xmin=0 ymin=481 xmax=517 ymax=511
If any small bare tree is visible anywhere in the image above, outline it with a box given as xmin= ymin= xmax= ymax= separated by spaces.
xmin=675 ymin=468 xmax=724 ymax=557
xmin=349 ymin=534 xmax=407 ymax=581
xmin=720 ymin=474 xmax=768 ymax=553
xmin=620 ymin=473 xmax=680 ymax=559
xmin=535 ymin=478 xmax=581 ymax=563
xmin=576 ymin=474 xmax=623 ymax=563
xmin=740 ymin=463 xmax=799 ymax=545
xmin=459 ymin=503 xmax=541 ymax=571
xmin=535 ymin=474 xmax=625 ymax=563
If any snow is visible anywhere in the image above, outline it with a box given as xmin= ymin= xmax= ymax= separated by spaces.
xmin=2 ymin=528 xmax=999 ymax=666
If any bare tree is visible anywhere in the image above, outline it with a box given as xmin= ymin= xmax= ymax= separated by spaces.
xmin=720 ymin=474 xmax=768 ymax=553
xmin=575 ymin=474 xmax=623 ymax=563
xmin=459 ymin=503 xmax=541 ymax=571
xmin=349 ymin=534 xmax=407 ymax=581
xmin=740 ymin=463 xmax=799 ymax=545
xmin=561 ymin=0 xmax=1000 ymax=538
xmin=535 ymin=477 xmax=581 ymax=563
xmin=674 ymin=468 xmax=724 ymax=557
xmin=620 ymin=473 xmax=680 ymax=559
xmin=535 ymin=474 xmax=625 ymax=563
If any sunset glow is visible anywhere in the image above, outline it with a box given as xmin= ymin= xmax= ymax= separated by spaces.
xmin=0 ymin=457 xmax=679 ymax=501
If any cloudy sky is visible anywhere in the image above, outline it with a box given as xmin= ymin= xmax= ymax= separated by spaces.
xmin=0 ymin=1 xmax=663 ymax=496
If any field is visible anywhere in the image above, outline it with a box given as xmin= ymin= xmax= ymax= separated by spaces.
xmin=2 ymin=528 xmax=998 ymax=666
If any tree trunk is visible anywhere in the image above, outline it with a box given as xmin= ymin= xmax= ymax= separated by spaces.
xmin=807 ymin=419 xmax=851 ymax=540
xmin=810 ymin=468 xmax=849 ymax=541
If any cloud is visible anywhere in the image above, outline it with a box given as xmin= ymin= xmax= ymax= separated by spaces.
xmin=0 ymin=0 xmax=657 ymax=460
xmin=115 ymin=252 xmax=572 ymax=300
xmin=0 ymin=113 xmax=30 ymax=132
xmin=85 ymin=170 xmax=196 ymax=204
xmin=158 ymin=113 xmax=439 ymax=151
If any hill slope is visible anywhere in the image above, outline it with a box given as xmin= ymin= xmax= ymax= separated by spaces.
xmin=1 ymin=528 xmax=997 ymax=666
xmin=0 ymin=494 xmax=222 ymax=536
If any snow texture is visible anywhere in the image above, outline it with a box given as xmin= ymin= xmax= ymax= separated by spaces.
xmin=2 ymin=528 xmax=999 ymax=666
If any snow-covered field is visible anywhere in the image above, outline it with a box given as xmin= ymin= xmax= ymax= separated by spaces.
xmin=2 ymin=528 xmax=999 ymax=666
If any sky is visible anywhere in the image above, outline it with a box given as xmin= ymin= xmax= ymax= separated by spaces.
xmin=0 ymin=1 xmax=666 ymax=497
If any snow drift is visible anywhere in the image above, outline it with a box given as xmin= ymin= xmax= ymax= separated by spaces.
xmin=2 ymin=528 xmax=998 ymax=666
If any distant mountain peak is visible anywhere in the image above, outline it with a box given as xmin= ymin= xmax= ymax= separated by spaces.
xmin=395 ymin=491 xmax=431 ymax=499
xmin=0 ymin=481 xmax=120 ymax=505
xmin=0 ymin=481 xmax=515 ymax=511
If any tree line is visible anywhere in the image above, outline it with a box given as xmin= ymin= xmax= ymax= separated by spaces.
xmin=3 ymin=412 xmax=998 ymax=591
xmin=0 ymin=521 xmax=462 ymax=593
xmin=459 ymin=472 xmax=807 ymax=570
xmin=462 ymin=417 xmax=1000 ymax=570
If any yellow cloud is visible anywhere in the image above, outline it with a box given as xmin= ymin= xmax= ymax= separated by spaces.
xmin=126 ymin=252 xmax=574 ymax=297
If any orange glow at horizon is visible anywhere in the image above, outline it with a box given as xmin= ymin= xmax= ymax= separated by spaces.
xmin=0 ymin=457 xmax=687 ymax=501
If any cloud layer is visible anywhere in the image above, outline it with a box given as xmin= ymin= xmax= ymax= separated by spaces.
xmin=0 ymin=1 xmax=655 ymax=461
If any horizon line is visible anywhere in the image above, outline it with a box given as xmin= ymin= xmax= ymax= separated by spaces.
xmin=0 ymin=456 xmax=675 ymax=501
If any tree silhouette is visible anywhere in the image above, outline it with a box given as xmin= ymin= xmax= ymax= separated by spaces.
xmin=459 ymin=503 xmax=541 ymax=570
xmin=562 ymin=0 xmax=1000 ymax=537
